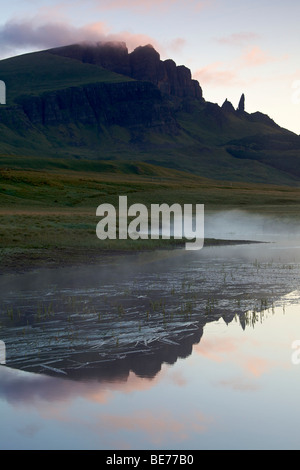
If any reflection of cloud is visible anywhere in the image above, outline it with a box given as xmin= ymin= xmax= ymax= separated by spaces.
xmin=0 ymin=366 xmax=213 ymax=445
xmin=86 ymin=370 xmax=164 ymax=404
xmin=17 ymin=423 xmax=41 ymax=438
xmin=100 ymin=410 xmax=212 ymax=445
xmin=217 ymin=377 xmax=258 ymax=391
xmin=245 ymin=357 xmax=271 ymax=377
xmin=0 ymin=367 xmax=162 ymax=409
xmin=0 ymin=368 xmax=67 ymax=405
xmin=194 ymin=337 xmax=241 ymax=362
xmin=195 ymin=335 xmax=276 ymax=383
xmin=168 ymin=370 xmax=187 ymax=386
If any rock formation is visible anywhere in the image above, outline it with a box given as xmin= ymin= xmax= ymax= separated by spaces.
xmin=222 ymin=98 xmax=235 ymax=113
xmin=16 ymin=80 xmax=179 ymax=134
xmin=49 ymin=42 xmax=203 ymax=101
xmin=237 ymin=93 xmax=245 ymax=112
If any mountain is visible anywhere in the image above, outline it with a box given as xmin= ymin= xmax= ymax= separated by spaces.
xmin=0 ymin=41 xmax=299 ymax=185
xmin=49 ymin=42 xmax=203 ymax=100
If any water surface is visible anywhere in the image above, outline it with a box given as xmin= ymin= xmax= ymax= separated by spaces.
xmin=1 ymin=210 xmax=300 ymax=449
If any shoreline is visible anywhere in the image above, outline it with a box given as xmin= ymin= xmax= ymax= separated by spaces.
xmin=0 ymin=238 xmax=265 ymax=276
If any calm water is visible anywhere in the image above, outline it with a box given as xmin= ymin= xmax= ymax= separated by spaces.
xmin=1 ymin=210 xmax=300 ymax=450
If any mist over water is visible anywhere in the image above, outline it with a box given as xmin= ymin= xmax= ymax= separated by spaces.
xmin=149 ymin=208 xmax=300 ymax=245
xmin=204 ymin=209 xmax=300 ymax=243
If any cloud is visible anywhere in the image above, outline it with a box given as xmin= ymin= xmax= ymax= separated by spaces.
xmin=0 ymin=18 xmax=162 ymax=55
xmin=0 ymin=0 xmax=213 ymax=58
xmin=240 ymin=45 xmax=275 ymax=67
xmin=193 ymin=61 xmax=244 ymax=87
xmin=79 ymin=0 xmax=211 ymax=14
xmin=167 ymin=37 xmax=187 ymax=53
xmin=193 ymin=44 xmax=289 ymax=88
xmin=238 ymin=45 xmax=289 ymax=68
xmin=215 ymin=32 xmax=261 ymax=46
xmin=21 ymin=0 xmax=211 ymax=20
xmin=0 ymin=19 xmax=107 ymax=56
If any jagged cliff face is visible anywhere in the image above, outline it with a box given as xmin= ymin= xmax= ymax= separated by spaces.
xmin=49 ymin=42 xmax=203 ymax=101
xmin=16 ymin=80 xmax=179 ymax=134
xmin=0 ymin=42 xmax=299 ymax=185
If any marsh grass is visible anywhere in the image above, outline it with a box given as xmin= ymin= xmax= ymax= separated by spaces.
xmin=1 ymin=164 xmax=300 ymax=272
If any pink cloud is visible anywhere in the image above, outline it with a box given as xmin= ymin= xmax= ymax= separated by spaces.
xmin=215 ymin=32 xmax=261 ymax=46
xmin=85 ymin=0 xmax=211 ymax=13
xmin=32 ymin=0 xmax=212 ymax=17
xmin=0 ymin=19 xmax=107 ymax=49
xmin=193 ymin=44 xmax=289 ymax=88
xmin=0 ymin=18 xmax=161 ymax=54
xmin=0 ymin=0 xmax=213 ymax=58
xmin=239 ymin=45 xmax=288 ymax=67
xmin=167 ymin=37 xmax=187 ymax=53
xmin=241 ymin=45 xmax=274 ymax=66
xmin=193 ymin=61 xmax=244 ymax=87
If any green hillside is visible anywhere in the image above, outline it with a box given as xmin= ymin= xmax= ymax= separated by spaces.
xmin=0 ymin=44 xmax=299 ymax=186
xmin=0 ymin=51 xmax=132 ymax=104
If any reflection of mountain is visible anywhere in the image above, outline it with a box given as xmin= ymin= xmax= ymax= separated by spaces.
xmin=35 ymin=323 xmax=204 ymax=381
xmin=1 ymin=243 xmax=297 ymax=382
xmin=2 ymin=308 xmax=267 ymax=382
xmin=2 ymin=314 xmax=205 ymax=380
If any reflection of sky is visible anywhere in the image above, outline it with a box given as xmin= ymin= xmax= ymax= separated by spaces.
xmin=1 ymin=297 xmax=300 ymax=449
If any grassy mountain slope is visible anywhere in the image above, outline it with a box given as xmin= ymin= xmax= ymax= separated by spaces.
xmin=0 ymin=51 xmax=133 ymax=103
xmin=0 ymin=46 xmax=299 ymax=186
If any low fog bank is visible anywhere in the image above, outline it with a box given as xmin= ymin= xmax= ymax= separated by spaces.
xmin=204 ymin=209 xmax=300 ymax=243
xmin=147 ymin=209 xmax=300 ymax=245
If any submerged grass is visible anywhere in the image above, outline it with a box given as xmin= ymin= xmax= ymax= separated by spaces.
xmin=0 ymin=243 xmax=297 ymax=375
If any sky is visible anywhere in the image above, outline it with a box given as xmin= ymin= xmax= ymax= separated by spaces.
xmin=0 ymin=0 xmax=299 ymax=134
